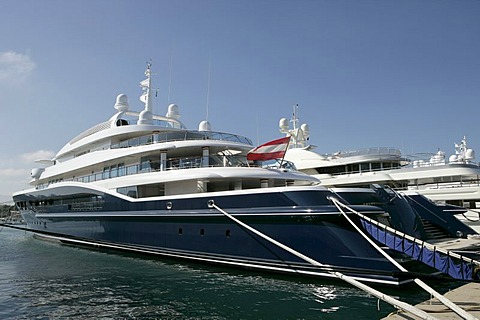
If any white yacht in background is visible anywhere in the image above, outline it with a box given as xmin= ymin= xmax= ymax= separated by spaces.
xmin=280 ymin=107 xmax=480 ymax=232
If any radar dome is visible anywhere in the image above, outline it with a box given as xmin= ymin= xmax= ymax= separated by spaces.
xmin=137 ymin=110 xmax=153 ymax=125
xmin=465 ymin=149 xmax=475 ymax=160
xmin=166 ymin=104 xmax=180 ymax=119
xmin=199 ymin=120 xmax=211 ymax=131
xmin=31 ymin=168 xmax=45 ymax=179
xmin=279 ymin=118 xmax=289 ymax=133
xmin=449 ymin=154 xmax=458 ymax=163
xmin=300 ymin=123 xmax=310 ymax=138
xmin=114 ymin=94 xmax=129 ymax=112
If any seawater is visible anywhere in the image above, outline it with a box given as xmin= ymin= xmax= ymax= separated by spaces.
xmin=0 ymin=227 xmax=460 ymax=319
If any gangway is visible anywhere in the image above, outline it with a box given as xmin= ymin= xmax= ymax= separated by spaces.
xmin=331 ymin=198 xmax=480 ymax=281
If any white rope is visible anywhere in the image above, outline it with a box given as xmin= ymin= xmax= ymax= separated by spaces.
xmin=330 ymin=197 xmax=478 ymax=320
xmin=209 ymin=200 xmax=440 ymax=320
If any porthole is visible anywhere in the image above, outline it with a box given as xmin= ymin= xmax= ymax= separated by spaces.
xmin=166 ymin=202 xmax=173 ymax=209
xmin=178 ymin=228 xmax=183 ymax=235
xmin=200 ymin=228 xmax=205 ymax=236
xmin=225 ymin=229 xmax=231 ymax=238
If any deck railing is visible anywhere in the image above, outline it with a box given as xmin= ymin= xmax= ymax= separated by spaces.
xmin=110 ymin=130 xmax=253 ymax=150
xmin=34 ymin=154 xmax=297 ymax=190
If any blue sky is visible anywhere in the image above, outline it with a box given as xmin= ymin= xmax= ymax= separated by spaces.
xmin=1 ymin=0 xmax=479 ymax=202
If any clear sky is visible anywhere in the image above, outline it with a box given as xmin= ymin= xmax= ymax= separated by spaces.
xmin=1 ymin=0 xmax=479 ymax=202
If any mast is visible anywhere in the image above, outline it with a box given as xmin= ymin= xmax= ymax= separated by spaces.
xmin=290 ymin=104 xmax=299 ymax=148
xmin=137 ymin=62 xmax=154 ymax=125
xmin=279 ymin=104 xmax=310 ymax=149
xmin=140 ymin=62 xmax=153 ymax=113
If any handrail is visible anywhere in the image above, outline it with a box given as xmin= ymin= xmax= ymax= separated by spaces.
xmin=110 ymin=130 xmax=253 ymax=150
xmin=401 ymin=193 xmax=447 ymax=224
xmin=36 ymin=154 xmax=251 ymax=190
xmin=321 ymin=147 xmax=402 ymax=158
xmin=36 ymin=154 xmax=298 ymax=190
xmin=326 ymin=164 xmax=480 ymax=178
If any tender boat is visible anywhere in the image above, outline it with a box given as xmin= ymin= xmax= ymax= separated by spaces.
xmin=12 ymin=64 xmax=425 ymax=285
xmin=280 ymin=106 xmax=480 ymax=232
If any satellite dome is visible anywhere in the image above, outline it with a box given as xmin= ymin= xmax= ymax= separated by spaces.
xmin=114 ymin=94 xmax=129 ymax=112
xmin=31 ymin=168 xmax=45 ymax=179
xmin=449 ymin=154 xmax=458 ymax=163
xmin=279 ymin=118 xmax=289 ymax=133
xmin=199 ymin=120 xmax=211 ymax=131
xmin=137 ymin=110 xmax=153 ymax=125
xmin=300 ymin=123 xmax=310 ymax=137
xmin=166 ymin=104 xmax=180 ymax=119
xmin=465 ymin=149 xmax=475 ymax=160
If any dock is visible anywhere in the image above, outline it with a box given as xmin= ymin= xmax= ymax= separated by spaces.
xmin=383 ymin=283 xmax=480 ymax=319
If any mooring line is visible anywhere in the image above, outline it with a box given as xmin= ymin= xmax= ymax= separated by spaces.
xmin=330 ymin=197 xmax=478 ymax=320
xmin=207 ymin=200 xmax=440 ymax=320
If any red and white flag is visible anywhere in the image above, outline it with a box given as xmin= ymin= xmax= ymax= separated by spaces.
xmin=247 ymin=136 xmax=291 ymax=161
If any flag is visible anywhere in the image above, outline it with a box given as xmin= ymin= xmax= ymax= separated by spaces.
xmin=247 ymin=136 xmax=291 ymax=161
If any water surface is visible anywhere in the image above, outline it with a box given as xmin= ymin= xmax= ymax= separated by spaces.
xmin=0 ymin=227 xmax=458 ymax=319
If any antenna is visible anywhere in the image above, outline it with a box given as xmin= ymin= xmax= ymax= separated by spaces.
xmin=256 ymin=111 xmax=259 ymax=146
xmin=167 ymin=47 xmax=173 ymax=103
xmin=291 ymin=103 xmax=299 ymax=131
xmin=205 ymin=58 xmax=211 ymax=122
xmin=290 ymin=104 xmax=299 ymax=148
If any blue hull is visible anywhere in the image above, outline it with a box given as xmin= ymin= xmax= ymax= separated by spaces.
xmin=14 ymin=189 xmax=410 ymax=284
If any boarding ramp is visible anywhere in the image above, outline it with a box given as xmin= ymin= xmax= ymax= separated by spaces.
xmin=332 ymin=198 xmax=480 ymax=281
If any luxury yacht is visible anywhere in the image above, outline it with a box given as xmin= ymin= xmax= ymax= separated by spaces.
xmin=12 ymin=64 xmax=434 ymax=285
xmin=280 ymin=106 xmax=480 ymax=232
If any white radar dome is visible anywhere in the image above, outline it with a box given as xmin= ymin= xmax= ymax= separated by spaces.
xmin=300 ymin=123 xmax=310 ymax=138
xmin=465 ymin=149 xmax=475 ymax=160
xmin=199 ymin=120 xmax=211 ymax=131
xmin=449 ymin=154 xmax=458 ymax=162
xmin=114 ymin=94 xmax=129 ymax=112
xmin=166 ymin=104 xmax=180 ymax=119
xmin=31 ymin=168 xmax=45 ymax=179
xmin=137 ymin=110 xmax=153 ymax=125
xmin=279 ymin=118 xmax=289 ymax=132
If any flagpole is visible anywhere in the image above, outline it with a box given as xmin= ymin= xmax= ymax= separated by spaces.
xmin=279 ymin=136 xmax=291 ymax=168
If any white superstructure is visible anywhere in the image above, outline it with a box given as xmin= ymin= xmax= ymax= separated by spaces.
xmin=22 ymin=65 xmax=320 ymax=203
